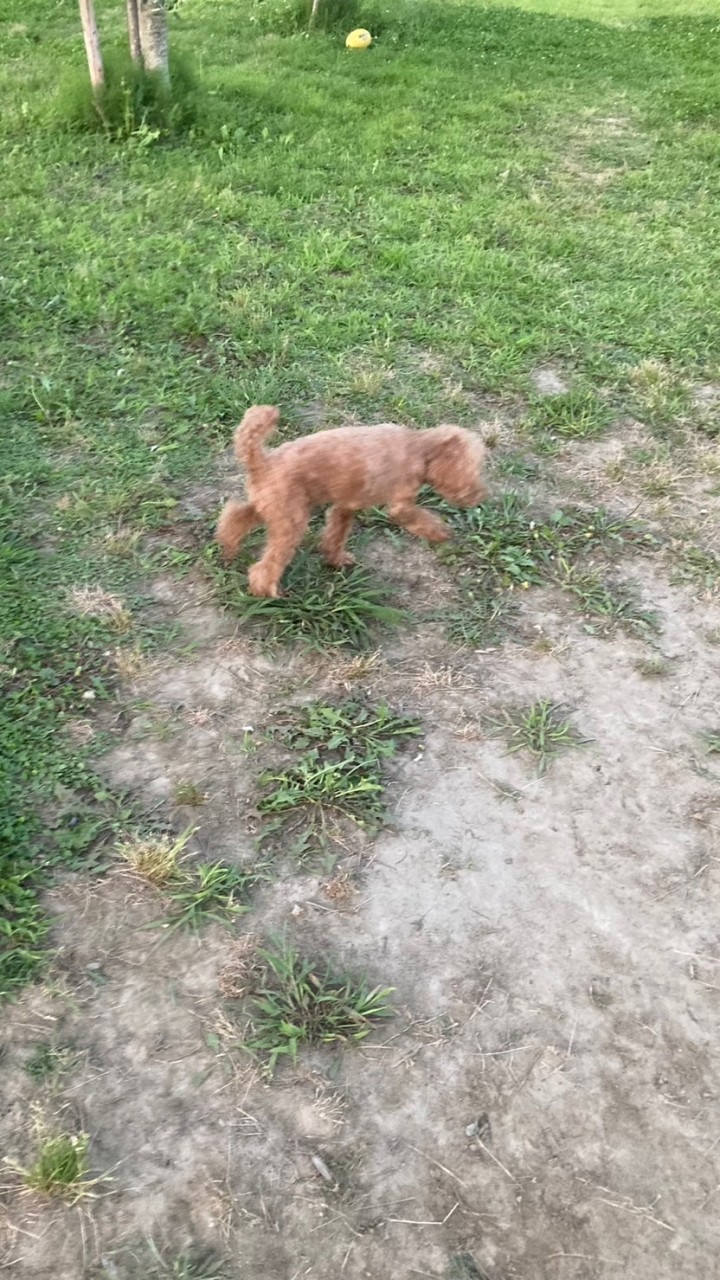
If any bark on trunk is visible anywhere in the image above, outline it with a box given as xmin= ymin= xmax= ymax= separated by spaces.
xmin=138 ymin=0 xmax=169 ymax=82
xmin=78 ymin=0 xmax=104 ymax=92
xmin=126 ymin=0 xmax=143 ymax=66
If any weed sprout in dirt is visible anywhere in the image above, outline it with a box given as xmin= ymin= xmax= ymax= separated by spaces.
xmin=257 ymin=700 xmax=422 ymax=860
xmin=247 ymin=933 xmax=394 ymax=1075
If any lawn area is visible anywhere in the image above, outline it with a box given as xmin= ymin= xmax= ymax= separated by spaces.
xmin=1 ymin=1 xmax=719 ymax=1277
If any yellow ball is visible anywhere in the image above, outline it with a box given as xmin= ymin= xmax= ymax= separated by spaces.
xmin=346 ymin=28 xmax=372 ymax=50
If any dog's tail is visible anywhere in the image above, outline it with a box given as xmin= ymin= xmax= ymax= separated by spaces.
xmin=233 ymin=405 xmax=280 ymax=478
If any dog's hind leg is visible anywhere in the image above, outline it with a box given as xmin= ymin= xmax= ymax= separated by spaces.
xmin=321 ymin=506 xmax=356 ymax=568
xmin=216 ymin=501 xmax=261 ymax=561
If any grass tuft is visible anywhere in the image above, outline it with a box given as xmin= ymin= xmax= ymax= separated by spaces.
xmin=162 ymin=862 xmax=267 ymax=932
xmin=214 ymin=549 xmax=405 ymax=650
xmin=117 ymin=827 xmax=196 ymax=885
xmin=493 ymin=700 xmax=587 ymax=774
xmin=54 ymin=46 xmax=199 ymax=140
xmin=247 ymin=933 xmax=394 ymax=1075
xmin=257 ymin=700 xmax=421 ymax=859
xmin=558 ymin=566 xmax=661 ymax=636
xmin=6 ymin=1119 xmax=105 ymax=1204
xmin=526 ymin=389 xmax=612 ymax=447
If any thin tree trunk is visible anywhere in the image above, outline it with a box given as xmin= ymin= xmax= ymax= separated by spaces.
xmin=138 ymin=0 xmax=170 ymax=83
xmin=126 ymin=0 xmax=143 ymax=66
xmin=309 ymin=0 xmax=322 ymax=28
xmin=78 ymin=0 xmax=104 ymax=92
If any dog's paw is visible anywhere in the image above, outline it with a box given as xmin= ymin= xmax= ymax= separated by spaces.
xmin=248 ymin=567 xmax=281 ymax=598
xmin=326 ymin=552 xmax=356 ymax=569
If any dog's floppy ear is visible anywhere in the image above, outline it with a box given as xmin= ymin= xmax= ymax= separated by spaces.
xmin=424 ymin=425 xmax=486 ymax=502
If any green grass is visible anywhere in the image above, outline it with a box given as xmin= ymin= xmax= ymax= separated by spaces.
xmin=162 ymin=860 xmax=267 ymax=932
xmin=24 ymin=1042 xmax=77 ymax=1083
xmin=1 ymin=0 xmax=719 ymax=994
xmin=213 ymin=544 xmax=405 ymax=649
xmin=247 ymin=933 xmax=394 ymax=1074
xmin=8 ymin=1126 xmax=103 ymax=1203
xmin=558 ymin=566 xmax=661 ymax=636
xmin=493 ymin=699 xmax=588 ymax=773
xmin=526 ymin=388 xmax=613 ymax=448
xmin=433 ymin=489 xmax=657 ymax=644
xmin=258 ymin=700 xmax=422 ymax=859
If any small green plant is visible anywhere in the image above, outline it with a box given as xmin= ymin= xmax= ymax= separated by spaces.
xmin=628 ymin=359 xmax=693 ymax=431
xmin=163 ymin=861 xmax=268 ymax=932
xmin=215 ymin=549 xmax=405 ymax=650
xmin=702 ymin=730 xmax=720 ymax=755
xmin=526 ymin=389 xmax=612 ymax=446
xmin=143 ymin=1237 xmax=228 ymax=1279
xmin=493 ymin=700 xmax=586 ymax=774
xmin=117 ymin=827 xmax=196 ymax=885
xmin=9 ymin=1127 xmax=100 ymax=1203
xmin=172 ymin=780 xmax=207 ymax=807
xmin=25 ymin=1042 xmax=75 ymax=1083
xmin=247 ymin=934 xmax=394 ymax=1075
xmin=444 ymin=582 xmax=512 ymax=649
xmin=558 ymin=566 xmax=660 ymax=636
xmin=671 ymin=544 xmax=720 ymax=595
xmin=635 ymin=655 xmax=670 ymax=678
xmin=257 ymin=701 xmax=422 ymax=858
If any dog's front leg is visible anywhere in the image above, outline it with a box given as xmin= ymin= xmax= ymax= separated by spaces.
xmin=247 ymin=511 xmax=310 ymax=597
xmin=389 ymin=501 xmax=451 ymax=543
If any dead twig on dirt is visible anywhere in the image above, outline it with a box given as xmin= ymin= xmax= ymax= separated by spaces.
xmin=405 ymin=1143 xmax=468 ymax=1189
xmin=475 ymin=1138 xmax=517 ymax=1183
xmin=387 ymin=1202 xmax=459 ymax=1226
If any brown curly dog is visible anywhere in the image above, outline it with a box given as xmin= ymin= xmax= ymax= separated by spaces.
xmin=216 ymin=405 xmax=488 ymax=598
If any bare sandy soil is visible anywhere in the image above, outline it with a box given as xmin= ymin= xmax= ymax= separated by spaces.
xmin=2 ymin=408 xmax=720 ymax=1280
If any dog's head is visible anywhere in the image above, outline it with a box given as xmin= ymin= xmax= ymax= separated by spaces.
xmin=423 ymin=425 xmax=487 ymax=507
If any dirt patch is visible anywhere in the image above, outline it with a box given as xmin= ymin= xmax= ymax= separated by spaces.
xmin=2 ymin=508 xmax=720 ymax=1279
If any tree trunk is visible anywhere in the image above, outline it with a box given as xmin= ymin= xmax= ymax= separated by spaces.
xmin=126 ymin=0 xmax=143 ymax=66
xmin=78 ymin=0 xmax=104 ymax=92
xmin=309 ymin=0 xmax=322 ymax=28
xmin=138 ymin=0 xmax=170 ymax=82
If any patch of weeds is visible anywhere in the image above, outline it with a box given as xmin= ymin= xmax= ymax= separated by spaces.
xmin=445 ymin=581 xmax=514 ymax=649
xmin=525 ymin=389 xmax=612 ymax=449
xmin=671 ymin=544 xmax=720 ymax=595
xmin=117 ymin=827 xmax=196 ymax=885
xmin=214 ymin=548 xmax=405 ymax=650
xmin=492 ymin=700 xmax=587 ymax=774
xmin=162 ymin=861 xmax=269 ymax=933
xmin=172 ymin=780 xmax=207 ymax=807
xmin=629 ymin=359 xmax=692 ymax=432
xmin=558 ymin=565 xmax=660 ymax=637
xmin=55 ymin=46 xmax=200 ymax=140
xmin=144 ymin=1238 xmax=228 ymax=1280
xmin=7 ymin=1122 xmax=103 ymax=1203
xmin=635 ymin=655 xmax=671 ymax=678
xmin=494 ymin=452 xmax=541 ymax=481
xmin=25 ymin=1042 xmax=76 ymax=1083
xmin=257 ymin=701 xmax=422 ymax=859
xmin=702 ymin=731 xmax=720 ymax=756
xmin=430 ymin=490 xmax=657 ymax=648
xmin=247 ymin=933 xmax=394 ymax=1075
xmin=440 ymin=492 xmax=654 ymax=586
